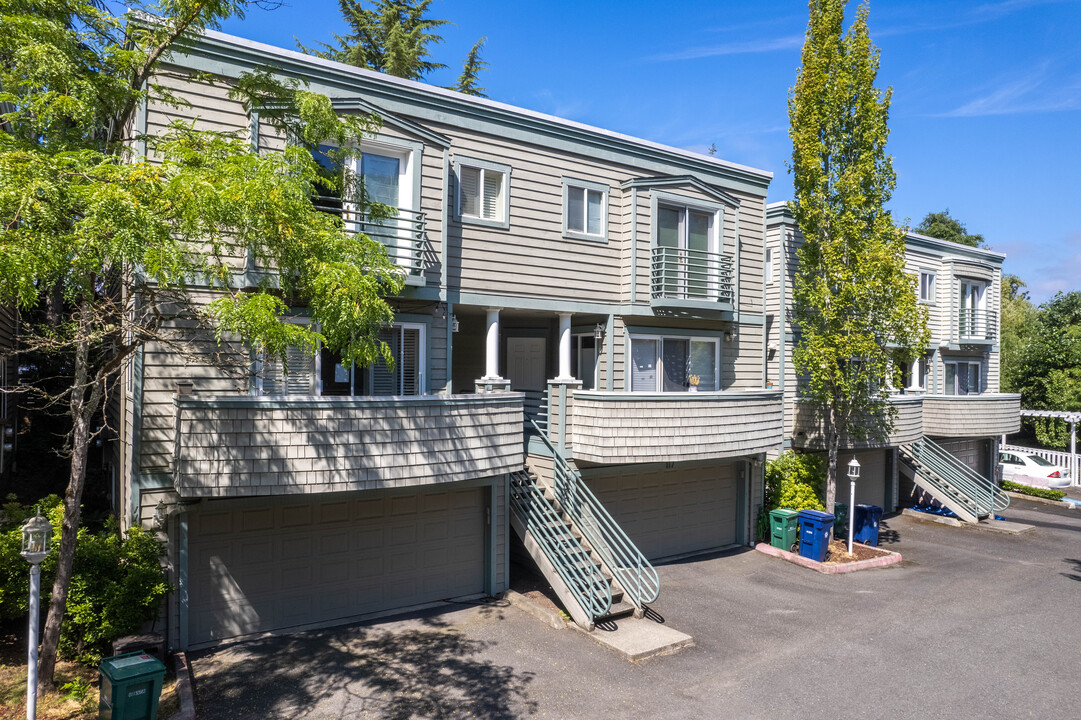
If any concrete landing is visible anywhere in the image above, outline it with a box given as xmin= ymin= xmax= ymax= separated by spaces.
xmin=978 ymin=518 xmax=1036 ymax=535
xmin=575 ymin=617 xmax=694 ymax=662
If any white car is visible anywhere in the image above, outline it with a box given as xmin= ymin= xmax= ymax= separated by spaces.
xmin=999 ymin=451 xmax=1072 ymax=489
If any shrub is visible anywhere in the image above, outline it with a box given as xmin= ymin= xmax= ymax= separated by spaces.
xmin=757 ymin=452 xmax=826 ymax=541
xmin=1002 ymin=480 xmax=1066 ymax=502
xmin=0 ymin=495 xmax=170 ymax=665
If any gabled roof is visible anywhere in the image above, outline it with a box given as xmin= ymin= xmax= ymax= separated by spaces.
xmin=329 ymin=97 xmax=451 ymax=149
xmin=621 ymin=175 xmax=741 ymax=207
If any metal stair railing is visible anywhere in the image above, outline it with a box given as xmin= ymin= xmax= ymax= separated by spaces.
xmin=508 ymin=470 xmax=612 ymax=620
xmin=920 ymin=436 xmax=1010 ymax=512
xmin=530 ymin=420 xmax=660 ymax=607
xmin=900 ymin=438 xmax=1008 ymax=517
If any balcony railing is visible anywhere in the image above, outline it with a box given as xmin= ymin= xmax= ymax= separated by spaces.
xmin=922 ymin=394 xmax=1020 ymax=437
xmin=651 ymin=247 xmax=734 ymax=306
xmin=313 ymin=196 xmax=425 ymax=276
xmin=955 ymin=307 xmax=997 ymax=342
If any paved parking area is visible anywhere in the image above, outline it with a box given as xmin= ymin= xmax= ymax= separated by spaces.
xmin=191 ymin=497 xmax=1081 ymax=719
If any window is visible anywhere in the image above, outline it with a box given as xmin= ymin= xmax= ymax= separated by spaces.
xmin=765 ymin=247 xmax=774 ymax=285
xmin=571 ymin=334 xmax=598 ymax=390
xmin=945 ymin=360 xmax=981 ymax=395
xmin=919 ymin=271 xmax=935 ymax=303
xmin=562 ymin=178 xmax=608 ymax=241
xmin=897 ymin=355 xmax=929 ymax=393
xmin=656 ymin=204 xmax=719 ymax=299
xmin=958 ymin=280 xmax=986 ymax=337
xmin=456 ymin=157 xmax=511 ymax=228
xmin=261 ymin=322 xmax=425 ymax=397
xmin=629 ymin=335 xmax=719 ymax=392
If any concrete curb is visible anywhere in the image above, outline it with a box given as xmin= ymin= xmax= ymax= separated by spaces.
xmin=168 ymin=651 xmax=196 ymax=720
xmin=504 ymin=589 xmax=567 ymax=630
xmin=901 ymin=508 xmax=963 ymax=527
xmin=1005 ymin=490 xmax=1072 ymax=508
xmin=754 ymin=542 xmax=902 ymax=574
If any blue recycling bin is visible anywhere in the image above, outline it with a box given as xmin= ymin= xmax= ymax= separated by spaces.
xmin=797 ymin=509 xmax=835 ymax=562
xmin=854 ymin=504 xmax=883 ymax=546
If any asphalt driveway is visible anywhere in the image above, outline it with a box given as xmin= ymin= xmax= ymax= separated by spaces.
xmin=190 ymin=496 xmax=1081 ymax=719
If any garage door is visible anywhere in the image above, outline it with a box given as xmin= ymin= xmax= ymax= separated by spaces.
xmin=850 ymin=450 xmax=887 ymax=508
xmin=187 ymin=486 xmax=485 ymax=648
xmin=935 ymin=438 xmax=988 ymax=478
xmin=584 ymin=463 xmax=738 ymax=560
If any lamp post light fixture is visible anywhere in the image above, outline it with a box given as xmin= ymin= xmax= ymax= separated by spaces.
xmin=20 ymin=509 xmax=52 ymax=720
xmin=846 ymin=456 xmax=861 ymax=555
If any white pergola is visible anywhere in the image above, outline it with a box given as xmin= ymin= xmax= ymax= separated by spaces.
xmin=1012 ymin=409 xmax=1080 ymax=483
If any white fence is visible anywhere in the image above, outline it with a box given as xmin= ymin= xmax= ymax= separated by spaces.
xmin=1001 ymin=443 xmax=1080 ymax=487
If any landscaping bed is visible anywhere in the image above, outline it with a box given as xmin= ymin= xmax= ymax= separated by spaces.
xmin=755 ymin=539 xmax=901 ymax=574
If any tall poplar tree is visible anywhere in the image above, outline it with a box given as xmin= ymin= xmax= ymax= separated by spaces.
xmin=1 ymin=0 xmax=402 ymax=689
xmin=788 ymin=0 xmax=928 ymax=511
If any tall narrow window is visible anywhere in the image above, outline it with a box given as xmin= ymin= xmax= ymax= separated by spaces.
xmin=919 ymin=271 xmax=935 ymax=302
xmin=655 ymin=205 xmax=718 ymax=300
xmin=370 ymin=325 xmax=424 ymax=396
xmin=765 ymin=247 xmax=774 ymax=285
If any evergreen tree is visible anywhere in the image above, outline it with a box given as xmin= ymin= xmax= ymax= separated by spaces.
xmin=304 ymin=0 xmax=489 ymax=92
xmin=788 ymin=0 xmax=929 ymax=511
xmin=915 ymin=209 xmax=984 ymax=247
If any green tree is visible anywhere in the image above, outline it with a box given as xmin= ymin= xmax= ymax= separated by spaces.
xmin=1015 ymin=291 xmax=1081 ymax=448
xmin=305 ymin=0 xmax=489 ymax=92
xmin=999 ymin=274 xmax=1037 ymax=393
xmin=788 ymin=0 xmax=929 ymax=511
xmin=915 ymin=209 xmax=984 ymax=247
xmin=0 ymin=0 xmax=403 ymax=689
xmin=454 ymin=37 xmax=489 ymax=97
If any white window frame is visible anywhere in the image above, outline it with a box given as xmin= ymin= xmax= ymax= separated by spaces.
xmin=255 ymin=317 xmax=317 ymax=396
xmin=919 ymin=270 xmax=936 ymax=303
xmin=315 ymin=321 xmax=427 ymax=397
xmin=627 ymin=333 xmax=721 ymax=393
xmin=454 ymin=155 xmax=511 ymax=229
xmin=944 ymin=359 xmax=982 ymax=396
xmin=561 ymin=177 xmax=609 ymax=242
xmin=957 ymin=279 xmax=987 ymax=338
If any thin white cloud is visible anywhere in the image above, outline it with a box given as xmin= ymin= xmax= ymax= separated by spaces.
xmin=649 ymin=35 xmax=804 ymax=63
xmin=938 ymin=65 xmax=1081 ymax=117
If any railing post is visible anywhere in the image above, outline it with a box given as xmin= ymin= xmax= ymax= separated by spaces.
xmin=547 ymin=378 xmax=582 ymax=450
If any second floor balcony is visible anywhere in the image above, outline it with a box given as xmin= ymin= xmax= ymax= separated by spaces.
xmin=651 ymin=246 xmax=735 ymax=313
xmin=313 ymin=196 xmax=427 ymax=283
xmin=954 ymin=307 xmax=997 ymax=344
xmin=791 ymin=395 xmax=924 ymax=450
xmin=923 ymin=393 xmax=1020 ymax=438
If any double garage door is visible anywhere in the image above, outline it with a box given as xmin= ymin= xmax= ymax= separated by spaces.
xmin=186 ymin=486 xmax=486 ymax=648
xmin=585 ymin=463 xmax=740 ymax=560
xmin=935 ymin=438 xmax=990 ymax=478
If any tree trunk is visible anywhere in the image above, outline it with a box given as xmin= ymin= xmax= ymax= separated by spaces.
xmin=37 ymin=305 xmax=98 ymax=693
xmin=826 ymin=404 xmax=839 ymax=514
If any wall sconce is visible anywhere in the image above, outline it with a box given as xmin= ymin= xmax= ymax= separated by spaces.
xmin=451 ymin=315 xmax=460 ymax=333
xmin=724 ymin=330 xmax=736 ymax=342
xmin=594 ymin=323 xmax=604 ymax=341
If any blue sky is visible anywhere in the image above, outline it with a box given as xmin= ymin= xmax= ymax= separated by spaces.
xmin=208 ymin=0 xmax=1080 ymax=304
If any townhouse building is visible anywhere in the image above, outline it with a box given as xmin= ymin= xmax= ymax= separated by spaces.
xmin=765 ymin=203 xmax=1020 ymax=523
xmin=111 ymin=26 xmax=784 ymax=650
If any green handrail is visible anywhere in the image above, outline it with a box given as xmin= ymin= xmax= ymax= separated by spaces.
xmin=508 ymin=470 xmax=612 ymax=620
xmin=901 ymin=438 xmax=1009 ymax=517
xmin=530 ymin=420 xmax=660 ymax=608
xmin=920 ymin=437 xmax=1010 ymax=512
xmin=312 ymin=196 xmax=426 ymax=275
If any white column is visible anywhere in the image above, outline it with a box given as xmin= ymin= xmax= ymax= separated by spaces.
xmin=484 ymin=307 xmax=501 ymax=380
xmin=556 ymin=313 xmax=573 ymax=380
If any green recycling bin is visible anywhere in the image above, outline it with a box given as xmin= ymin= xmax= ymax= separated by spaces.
xmin=99 ymin=651 xmax=166 ymax=720
xmin=769 ymin=508 xmax=799 ymax=551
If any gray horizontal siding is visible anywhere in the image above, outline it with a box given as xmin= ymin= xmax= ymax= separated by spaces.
xmin=173 ymin=394 xmax=524 ymax=497
xmin=568 ymin=391 xmax=783 ymax=464
xmin=922 ymin=394 xmax=1020 ymax=437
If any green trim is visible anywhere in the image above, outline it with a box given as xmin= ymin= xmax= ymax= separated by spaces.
xmin=445 ymin=301 xmax=454 ymax=395
xmin=630 ymin=186 xmax=638 ymax=304
xmin=736 ymin=461 xmax=748 ymax=545
xmin=503 ymin=473 xmax=510 ymax=592
xmin=650 ymin=297 xmax=734 ymax=314
xmin=155 ymin=27 xmax=772 ymax=194
xmin=329 ymin=97 xmax=451 ymax=148
xmin=560 ymin=177 xmax=610 ymax=243
xmin=605 ymin=313 xmax=614 ymax=392
xmin=439 ymin=148 xmax=450 ymax=295
xmin=622 ymin=175 xmax=741 ymax=208
xmin=558 ymin=383 xmax=568 ymax=449
xmin=135 ymin=90 xmax=148 ymax=159
xmin=624 ymin=324 xmax=726 ymax=339
xmin=178 ymin=513 xmax=188 ymax=651
xmin=485 ymin=482 xmax=496 ymax=595
xmin=129 ymin=345 xmax=145 ymax=526
xmin=452 ymin=155 xmax=512 ymax=230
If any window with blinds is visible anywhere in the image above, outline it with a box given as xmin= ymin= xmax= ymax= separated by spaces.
xmin=459 ymin=164 xmax=505 ymax=222
xmin=629 ymin=335 xmax=719 ymax=392
xmin=261 ymin=346 xmax=317 ymax=396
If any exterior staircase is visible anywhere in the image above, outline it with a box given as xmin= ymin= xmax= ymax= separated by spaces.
xmin=508 ymin=422 xmax=659 ymax=631
xmin=898 ymin=437 xmax=1010 ymax=524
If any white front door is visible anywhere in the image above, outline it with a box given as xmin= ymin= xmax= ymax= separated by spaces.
xmin=506 ymin=337 xmax=547 ymax=392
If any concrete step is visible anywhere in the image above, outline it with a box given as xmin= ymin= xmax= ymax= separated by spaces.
xmin=596 ymin=600 xmax=636 ymax=622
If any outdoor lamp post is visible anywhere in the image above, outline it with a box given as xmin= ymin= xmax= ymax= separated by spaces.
xmin=847 ymin=457 xmax=861 ymax=554
xmin=20 ymin=509 xmax=52 ymax=720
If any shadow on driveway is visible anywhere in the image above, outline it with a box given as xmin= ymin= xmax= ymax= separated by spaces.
xmin=191 ymin=601 xmax=537 ymax=719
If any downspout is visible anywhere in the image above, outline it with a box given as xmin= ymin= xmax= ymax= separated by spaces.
xmin=441 ymin=148 xmax=452 ymax=394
